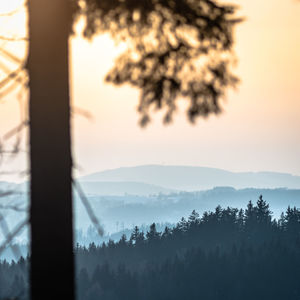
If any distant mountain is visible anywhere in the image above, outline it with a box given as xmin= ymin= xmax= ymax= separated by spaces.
xmin=78 ymin=181 xmax=175 ymax=196
xmin=80 ymin=165 xmax=300 ymax=191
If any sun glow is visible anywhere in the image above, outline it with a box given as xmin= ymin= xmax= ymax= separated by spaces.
xmin=0 ymin=0 xmax=300 ymax=182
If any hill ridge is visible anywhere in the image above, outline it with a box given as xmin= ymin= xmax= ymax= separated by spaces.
xmin=79 ymin=165 xmax=300 ymax=191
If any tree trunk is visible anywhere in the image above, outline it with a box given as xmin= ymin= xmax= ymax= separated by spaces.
xmin=27 ymin=1 xmax=74 ymax=299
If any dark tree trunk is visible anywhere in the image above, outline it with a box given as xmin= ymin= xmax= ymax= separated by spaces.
xmin=27 ymin=1 xmax=74 ymax=299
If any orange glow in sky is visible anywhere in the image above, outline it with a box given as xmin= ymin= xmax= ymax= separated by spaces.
xmin=0 ymin=0 xmax=300 ymax=181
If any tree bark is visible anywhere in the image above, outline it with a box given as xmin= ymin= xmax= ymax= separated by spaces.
xmin=27 ymin=1 xmax=74 ymax=299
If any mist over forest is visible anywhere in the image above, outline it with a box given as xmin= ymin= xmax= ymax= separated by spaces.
xmin=1 ymin=196 xmax=300 ymax=300
xmin=2 ymin=166 xmax=300 ymax=236
xmin=1 ymin=165 xmax=300 ymax=263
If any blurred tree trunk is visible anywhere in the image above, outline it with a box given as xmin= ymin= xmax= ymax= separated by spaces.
xmin=27 ymin=1 xmax=74 ymax=299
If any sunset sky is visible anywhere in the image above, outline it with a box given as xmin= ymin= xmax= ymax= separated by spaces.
xmin=0 ymin=0 xmax=299 ymax=182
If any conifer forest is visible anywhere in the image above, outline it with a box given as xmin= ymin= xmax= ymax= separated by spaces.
xmin=1 ymin=196 xmax=299 ymax=300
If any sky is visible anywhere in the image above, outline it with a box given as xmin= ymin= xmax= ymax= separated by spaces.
xmin=0 ymin=0 xmax=300 ymax=182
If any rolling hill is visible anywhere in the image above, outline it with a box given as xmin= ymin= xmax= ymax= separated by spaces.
xmin=80 ymin=165 xmax=300 ymax=191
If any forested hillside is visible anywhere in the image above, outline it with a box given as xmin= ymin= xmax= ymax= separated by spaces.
xmin=0 ymin=196 xmax=299 ymax=300
xmin=75 ymin=187 xmax=300 ymax=233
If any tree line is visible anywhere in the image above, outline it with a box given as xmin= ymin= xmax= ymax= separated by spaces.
xmin=0 ymin=196 xmax=299 ymax=299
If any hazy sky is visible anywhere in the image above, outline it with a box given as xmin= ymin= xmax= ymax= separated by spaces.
xmin=0 ymin=0 xmax=300 ymax=182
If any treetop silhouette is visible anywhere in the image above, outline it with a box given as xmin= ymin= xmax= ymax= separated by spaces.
xmin=79 ymin=0 xmax=241 ymax=125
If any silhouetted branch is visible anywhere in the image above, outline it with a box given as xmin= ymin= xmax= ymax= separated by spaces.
xmin=71 ymin=106 xmax=94 ymax=120
xmin=0 ymin=187 xmax=27 ymax=212
xmin=0 ymin=204 xmax=26 ymax=212
xmin=0 ymin=190 xmax=15 ymax=198
xmin=0 ymin=61 xmax=28 ymax=97
xmin=0 ymin=60 xmax=14 ymax=74
xmin=0 ymin=135 xmax=21 ymax=162
xmin=0 ymin=48 xmax=24 ymax=64
xmin=0 ymin=5 xmax=24 ymax=18
xmin=0 ymin=9 xmax=20 ymax=17
xmin=0 ymin=218 xmax=28 ymax=256
xmin=0 ymin=74 xmax=27 ymax=101
xmin=73 ymin=180 xmax=104 ymax=236
xmin=0 ymin=213 xmax=22 ymax=259
xmin=0 ymin=0 xmax=27 ymax=19
xmin=0 ymin=149 xmax=27 ymax=155
xmin=81 ymin=0 xmax=241 ymax=125
xmin=0 ymin=36 xmax=28 ymax=42
xmin=0 ymin=119 xmax=28 ymax=165
xmin=0 ymin=66 xmax=25 ymax=90
xmin=3 ymin=120 xmax=29 ymax=141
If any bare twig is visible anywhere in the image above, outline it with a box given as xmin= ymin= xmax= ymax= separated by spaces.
xmin=0 ymin=6 xmax=22 ymax=18
xmin=0 ymin=48 xmax=24 ymax=64
xmin=0 ymin=36 xmax=28 ymax=42
xmin=0 ymin=66 xmax=25 ymax=89
xmin=0 ymin=64 xmax=28 ymax=102
xmin=0 ymin=60 xmax=13 ymax=74
xmin=0 ymin=204 xmax=26 ymax=212
xmin=0 ymin=190 xmax=16 ymax=197
xmin=3 ymin=120 xmax=29 ymax=141
xmin=73 ymin=180 xmax=104 ymax=236
xmin=0 ymin=74 xmax=27 ymax=100
xmin=0 ymin=217 xmax=28 ymax=256
xmin=0 ymin=213 xmax=22 ymax=259
xmin=71 ymin=106 xmax=94 ymax=120
xmin=0 ymin=149 xmax=27 ymax=154
xmin=0 ymin=119 xmax=28 ymax=162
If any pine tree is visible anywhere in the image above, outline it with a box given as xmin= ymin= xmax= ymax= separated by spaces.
xmin=188 ymin=210 xmax=200 ymax=227
xmin=177 ymin=217 xmax=188 ymax=233
xmin=162 ymin=226 xmax=172 ymax=238
xmin=118 ymin=234 xmax=127 ymax=247
xmin=245 ymin=200 xmax=255 ymax=236
xmin=284 ymin=206 xmax=300 ymax=239
xmin=256 ymin=195 xmax=272 ymax=225
xmin=146 ymin=223 xmax=160 ymax=242
xmin=130 ymin=226 xmax=140 ymax=244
